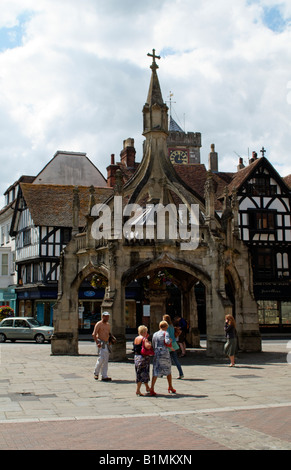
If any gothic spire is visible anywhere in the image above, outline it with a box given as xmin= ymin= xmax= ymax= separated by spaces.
xmin=146 ymin=49 xmax=164 ymax=107
xmin=143 ymin=49 xmax=168 ymax=135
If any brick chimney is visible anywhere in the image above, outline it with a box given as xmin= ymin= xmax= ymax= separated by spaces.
xmin=249 ymin=151 xmax=257 ymax=164
xmin=107 ymin=154 xmax=119 ymax=187
xmin=120 ymin=138 xmax=136 ymax=168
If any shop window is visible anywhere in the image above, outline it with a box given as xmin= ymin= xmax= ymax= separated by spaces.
xmin=78 ymin=301 xmax=102 ymax=331
xmin=281 ymin=302 xmax=291 ymax=325
xmin=258 ymin=300 xmax=279 ymax=324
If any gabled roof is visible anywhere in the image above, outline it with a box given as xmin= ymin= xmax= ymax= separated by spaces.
xmin=223 ymin=157 xmax=261 ymax=196
xmin=18 ymin=183 xmax=113 ymax=228
xmin=223 ymin=156 xmax=291 ymax=198
xmin=33 ymin=151 xmax=107 ymax=187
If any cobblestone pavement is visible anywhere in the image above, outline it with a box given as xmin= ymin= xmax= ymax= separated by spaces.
xmin=0 ymin=339 xmax=291 ymax=451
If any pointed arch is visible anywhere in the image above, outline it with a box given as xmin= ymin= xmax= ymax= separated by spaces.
xmin=71 ymin=261 xmax=109 ymax=291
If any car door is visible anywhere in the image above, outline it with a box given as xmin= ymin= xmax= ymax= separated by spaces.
xmin=14 ymin=319 xmax=33 ymax=340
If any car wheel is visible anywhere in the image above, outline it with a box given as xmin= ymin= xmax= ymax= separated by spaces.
xmin=35 ymin=333 xmax=45 ymax=344
xmin=0 ymin=333 xmax=6 ymax=343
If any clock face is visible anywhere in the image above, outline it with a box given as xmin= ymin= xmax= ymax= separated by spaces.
xmin=169 ymin=149 xmax=189 ymax=164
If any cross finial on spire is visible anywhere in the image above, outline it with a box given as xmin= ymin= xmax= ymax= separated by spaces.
xmin=260 ymin=146 xmax=266 ymax=157
xmin=147 ymin=48 xmax=161 ymax=71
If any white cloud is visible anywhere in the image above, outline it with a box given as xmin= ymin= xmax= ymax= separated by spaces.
xmin=1 ymin=0 xmax=291 ymax=206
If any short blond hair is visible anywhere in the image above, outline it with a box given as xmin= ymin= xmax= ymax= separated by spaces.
xmin=159 ymin=320 xmax=168 ymax=330
xmin=138 ymin=325 xmax=148 ymax=336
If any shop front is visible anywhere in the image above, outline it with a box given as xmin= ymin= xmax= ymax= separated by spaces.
xmin=0 ymin=287 xmax=16 ymax=314
xmin=254 ymin=281 xmax=291 ymax=333
xmin=16 ymin=286 xmax=57 ymax=326
xmin=78 ymin=280 xmax=142 ymax=334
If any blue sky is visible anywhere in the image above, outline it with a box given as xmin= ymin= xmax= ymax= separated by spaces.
xmin=262 ymin=5 xmax=288 ymax=32
xmin=0 ymin=12 xmax=32 ymax=52
xmin=0 ymin=24 xmax=21 ymax=51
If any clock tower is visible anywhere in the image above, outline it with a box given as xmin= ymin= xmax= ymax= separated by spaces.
xmin=167 ymin=116 xmax=201 ymax=164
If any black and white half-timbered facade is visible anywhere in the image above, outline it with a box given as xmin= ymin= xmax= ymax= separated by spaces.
xmin=10 ymin=185 xmax=73 ymax=325
xmin=10 ymin=183 xmax=111 ymax=326
xmin=6 ymin=150 xmax=109 ymax=326
xmin=230 ymin=154 xmax=291 ymax=332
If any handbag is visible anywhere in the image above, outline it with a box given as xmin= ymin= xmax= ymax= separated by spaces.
xmin=141 ymin=338 xmax=155 ymax=356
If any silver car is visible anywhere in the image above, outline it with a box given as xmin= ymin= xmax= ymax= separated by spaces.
xmin=0 ymin=317 xmax=54 ymax=344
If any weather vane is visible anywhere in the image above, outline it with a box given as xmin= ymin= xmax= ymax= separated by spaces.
xmin=166 ymin=91 xmax=176 ymax=118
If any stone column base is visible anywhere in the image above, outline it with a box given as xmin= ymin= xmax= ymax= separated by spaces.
xmin=238 ymin=330 xmax=262 ymax=352
xmin=188 ymin=327 xmax=200 ymax=348
xmin=51 ymin=332 xmax=78 ymax=355
xmin=109 ymin=334 xmax=127 ymax=361
xmin=206 ymin=335 xmax=225 ymax=357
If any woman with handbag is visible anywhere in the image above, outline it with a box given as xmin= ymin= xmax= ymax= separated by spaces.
xmin=150 ymin=320 xmax=176 ymax=396
xmin=133 ymin=325 xmax=153 ymax=396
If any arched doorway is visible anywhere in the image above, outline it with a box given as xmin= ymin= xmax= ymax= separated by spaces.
xmin=122 ymin=261 xmax=209 ymax=347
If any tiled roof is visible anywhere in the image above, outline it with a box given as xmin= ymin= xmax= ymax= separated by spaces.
xmin=222 ymin=158 xmax=261 ymax=196
xmin=20 ymin=183 xmax=113 ymax=227
xmin=174 ymin=164 xmax=234 ymax=209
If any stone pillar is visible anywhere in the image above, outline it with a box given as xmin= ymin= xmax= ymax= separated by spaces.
xmin=51 ymin=243 xmax=79 ymax=356
xmin=103 ymin=241 xmax=127 ymax=361
xmin=205 ymin=282 xmax=226 ymax=357
xmin=101 ymin=284 xmax=127 ymax=361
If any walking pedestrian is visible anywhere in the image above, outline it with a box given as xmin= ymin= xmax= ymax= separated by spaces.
xmin=133 ymin=325 xmax=152 ymax=396
xmin=150 ymin=320 xmax=176 ymax=396
xmin=92 ymin=312 xmax=112 ymax=381
xmin=224 ymin=314 xmax=237 ymax=367
xmin=175 ymin=316 xmax=187 ymax=356
xmin=163 ymin=314 xmax=184 ymax=379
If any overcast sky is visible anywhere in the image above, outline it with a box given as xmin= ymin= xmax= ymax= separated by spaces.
xmin=1 ymin=0 xmax=291 ymax=206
